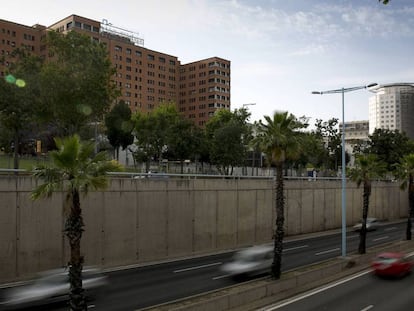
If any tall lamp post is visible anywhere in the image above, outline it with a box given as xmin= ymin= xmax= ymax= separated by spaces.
xmin=311 ymin=83 xmax=377 ymax=258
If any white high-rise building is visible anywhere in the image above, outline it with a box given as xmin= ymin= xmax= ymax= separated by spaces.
xmin=368 ymin=83 xmax=414 ymax=139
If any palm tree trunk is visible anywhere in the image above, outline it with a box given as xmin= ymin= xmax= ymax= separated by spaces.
xmin=65 ymin=189 xmax=86 ymax=311
xmin=271 ymin=162 xmax=285 ymax=279
xmin=358 ymin=183 xmax=371 ymax=254
xmin=407 ymin=174 xmax=414 ymax=240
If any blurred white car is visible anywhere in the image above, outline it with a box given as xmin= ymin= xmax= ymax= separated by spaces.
xmin=353 ymin=217 xmax=380 ymax=231
xmin=220 ymin=245 xmax=273 ymax=279
xmin=0 ymin=266 xmax=107 ymax=309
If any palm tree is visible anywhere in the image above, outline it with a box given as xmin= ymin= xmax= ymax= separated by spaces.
xmin=394 ymin=154 xmax=414 ymax=240
xmin=31 ymin=135 xmax=122 ymax=311
xmin=253 ymin=111 xmax=306 ymax=279
xmin=348 ymin=154 xmax=386 ymax=254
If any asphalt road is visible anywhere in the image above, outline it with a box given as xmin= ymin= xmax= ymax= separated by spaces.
xmin=1 ymin=221 xmax=408 ymax=311
xmin=262 ymin=265 xmax=414 ymax=311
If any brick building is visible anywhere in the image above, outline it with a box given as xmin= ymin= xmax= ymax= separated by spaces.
xmin=0 ymin=15 xmax=230 ymax=126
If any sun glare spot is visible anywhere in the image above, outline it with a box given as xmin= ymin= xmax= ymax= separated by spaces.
xmin=5 ymin=75 xmax=16 ymax=84
xmin=15 ymin=79 xmax=26 ymax=88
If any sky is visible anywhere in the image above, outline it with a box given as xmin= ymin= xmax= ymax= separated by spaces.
xmin=2 ymin=0 xmax=414 ymax=125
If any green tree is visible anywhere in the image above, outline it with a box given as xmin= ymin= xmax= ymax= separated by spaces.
xmin=253 ymin=111 xmax=307 ymax=279
xmin=394 ymin=154 xmax=414 ymax=240
xmin=104 ymin=100 xmax=134 ymax=160
xmin=167 ymin=118 xmax=200 ymax=174
xmin=131 ymin=103 xmax=179 ymax=172
xmin=359 ymin=129 xmax=414 ymax=173
xmin=0 ymin=49 xmax=43 ymax=168
xmin=348 ymin=154 xmax=386 ymax=253
xmin=39 ymin=31 xmax=118 ymax=136
xmin=205 ymin=108 xmax=252 ymax=175
xmin=31 ymin=135 xmax=122 ymax=311
xmin=314 ymin=118 xmax=344 ymax=172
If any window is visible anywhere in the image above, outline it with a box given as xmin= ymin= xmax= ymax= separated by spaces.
xmin=126 ymin=48 xmax=132 ymax=54
xmin=83 ymin=24 xmax=92 ymax=31
xmin=135 ymin=50 xmax=142 ymax=57
xmin=147 ymin=54 xmax=154 ymax=61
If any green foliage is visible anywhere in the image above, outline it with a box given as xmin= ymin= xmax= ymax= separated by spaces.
xmin=32 ymin=135 xmax=123 ymax=199
xmin=131 ymin=103 xmax=202 ymax=171
xmin=105 ymin=100 xmax=134 ymax=159
xmin=356 ymin=129 xmax=414 ymax=172
xmin=205 ymin=108 xmax=252 ymax=175
xmin=0 ymin=49 xmax=43 ymax=168
xmin=253 ymin=111 xmax=307 ymax=167
xmin=167 ymin=118 xmax=201 ymax=173
xmin=39 ymin=31 xmax=118 ymax=136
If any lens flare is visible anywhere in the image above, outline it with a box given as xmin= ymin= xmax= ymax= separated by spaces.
xmin=77 ymin=104 xmax=92 ymax=116
xmin=15 ymin=79 xmax=26 ymax=88
xmin=5 ymin=75 xmax=16 ymax=84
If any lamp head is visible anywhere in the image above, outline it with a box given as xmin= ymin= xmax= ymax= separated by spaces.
xmin=311 ymin=91 xmax=322 ymax=95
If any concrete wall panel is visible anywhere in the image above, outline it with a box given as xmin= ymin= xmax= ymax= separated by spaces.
xmin=236 ymin=190 xmax=256 ymax=246
xmin=286 ymin=189 xmax=301 ymax=236
xmin=193 ymin=191 xmax=217 ymax=252
xmin=167 ymin=190 xmax=194 ymax=257
xmin=137 ymin=191 xmax=168 ymax=262
xmin=102 ymin=191 xmax=137 ymax=266
xmin=301 ymin=189 xmax=314 ymax=233
xmin=0 ymin=176 xmax=408 ymax=283
xmin=216 ymin=191 xmax=237 ymax=250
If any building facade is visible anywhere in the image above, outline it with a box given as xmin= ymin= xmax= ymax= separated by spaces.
xmin=339 ymin=120 xmax=369 ymax=166
xmin=0 ymin=15 xmax=231 ymax=126
xmin=368 ymin=83 xmax=414 ymax=139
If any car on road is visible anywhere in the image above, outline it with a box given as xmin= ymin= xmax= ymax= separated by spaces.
xmin=353 ymin=217 xmax=380 ymax=231
xmin=220 ymin=245 xmax=273 ymax=279
xmin=371 ymin=252 xmax=413 ymax=277
xmin=0 ymin=266 xmax=107 ymax=309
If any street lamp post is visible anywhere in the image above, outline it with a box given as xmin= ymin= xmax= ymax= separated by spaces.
xmin=312 ymin=83 xmax=377 ymax=258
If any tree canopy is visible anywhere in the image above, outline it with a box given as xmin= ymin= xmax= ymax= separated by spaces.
xmin=39 ymin=31 xmax=118 ymax=136
xmin=205 ymin=108 xmax=252 ymax=175
xmin=105 ymin=100 xmax=134 ymax=160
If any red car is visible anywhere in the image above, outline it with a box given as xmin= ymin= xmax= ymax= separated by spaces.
xmin=371 ymin=252 xmax=413 ymax=277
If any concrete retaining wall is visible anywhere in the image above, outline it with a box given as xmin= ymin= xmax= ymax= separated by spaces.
xmin=0 ymin=176 xmax=408 ymax=283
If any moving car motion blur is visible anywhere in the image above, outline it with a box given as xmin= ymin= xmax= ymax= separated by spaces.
xmin=353 ymin=217 xmax=380 ymax=231
xmin=220 ymin=245 xmax=273 ymax=279
xmin=371 ymin=252 xmax=413 ymax=277
xmin=0 ymin=266 xmax=107 ymax=309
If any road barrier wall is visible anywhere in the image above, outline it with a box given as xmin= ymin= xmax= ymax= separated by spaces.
xmin=0 ymin=176 xmax=408 ymax=283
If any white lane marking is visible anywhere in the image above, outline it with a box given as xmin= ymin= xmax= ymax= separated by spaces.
xmin=385 ymin=227 xmax=397 ymax=231
xmin=361 ymin=305 xmax=374 ymax=311
xmin=212 ymin=274 xmax=229 ymax=280
xmin=373 ymin=236 xmax=389 ymax=242
xmin=173 ymin=262 xmax=222 ymax=273
xmin=315 ymin=248 xmax=340 ymax=256
xmin=347 ymin=234 xmax=359 ymax=239
xmin=260 ymin=270 xmax=372 ymax=310
xmin=284 ymin=245 xmax=309 ymax=252
xmin=87 ymin=305 xmax=96 ymax=309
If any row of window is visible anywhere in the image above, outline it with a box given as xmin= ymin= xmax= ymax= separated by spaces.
xmin=114 ymin=45 xmax=177 ymax=65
